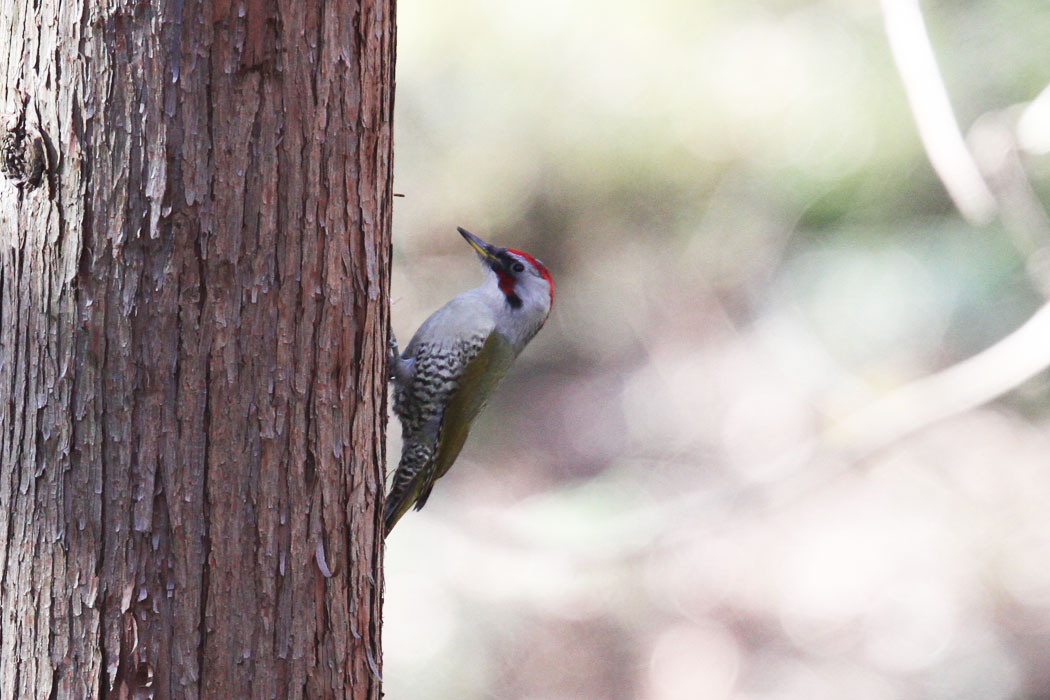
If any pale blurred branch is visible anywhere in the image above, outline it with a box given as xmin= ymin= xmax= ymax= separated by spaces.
xmin=827 ymin=299 xmax=1050 ymax=456
xmin=883 ymin=0 xmax=1050 ymax=271
xmin=880 ymin=0 xmax=997 ymax=224
xmin=969 ymin=109 xmax=1050 ymax=294
xmin=865 ymin=0 xmax=1050 ymax=457
xmin=1017 ymin=82 xmax=1050 ymax=156
xmin=673 ymin=296 xmax=1050 ymax=529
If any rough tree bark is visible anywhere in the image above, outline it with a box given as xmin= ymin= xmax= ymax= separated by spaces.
xmin=0 ymin=0 xmax=394 ymax=697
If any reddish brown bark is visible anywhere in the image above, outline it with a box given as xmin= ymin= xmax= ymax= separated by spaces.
xmin=0 ymin=0 xmax=394 ymax=698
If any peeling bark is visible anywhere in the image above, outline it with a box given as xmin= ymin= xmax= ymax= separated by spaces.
xmin=0 ymin=0 xmax=394 ymax=697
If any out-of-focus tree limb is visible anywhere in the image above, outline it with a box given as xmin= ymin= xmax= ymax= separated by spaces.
xmin=828 ymin=299 xmax=1050 ymax=456
xmin=1017 ymin=83 xmax=1050 ymax=156
xmin=871 ymin=0 xmax=1050 ymax=453
xmin=881 ymin=0 xmax=997 ymax=225
xmin=969 ymin=109 xmax=1050 ymax=294
xmin=883 ymin=0 xmax=1050 ymax=262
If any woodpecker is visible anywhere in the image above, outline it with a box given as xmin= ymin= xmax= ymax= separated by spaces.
xmin=385 ymin=227 xmax=554 ymax=536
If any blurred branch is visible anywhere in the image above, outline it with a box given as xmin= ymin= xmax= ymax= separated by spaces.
xmin=969 ymin=108 xmax=1050 ymax=295
xmin=663 ymin=299 xmax=1050 ymax=535
xmin=880 ymin=0 xmax=997 ymax=224
xmin=872 ymin=0 xmax=1050 ymax=451
xmin=828 ymin=299 xmax=1050 ymax=456
xmin=1017 ymin=83 xmax=1050 ymax=156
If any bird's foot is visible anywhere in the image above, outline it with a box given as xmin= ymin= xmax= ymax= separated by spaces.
xmin=388 ymin=333 xmax=414 ymax=384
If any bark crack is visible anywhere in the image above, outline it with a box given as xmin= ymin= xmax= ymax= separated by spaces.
xmin=195 ymin=215 xmax=212 ymax=697
xmin=197 ymin=358 xmax=212 ymax=699
xmin=0 ymin=249 xmax=12 ymax=598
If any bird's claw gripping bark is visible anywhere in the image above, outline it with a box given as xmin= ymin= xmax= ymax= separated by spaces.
xmin=388 ymin=334 xmax=400 ymax=382
xmin=388 ymin=333 xmax=413 ymax=384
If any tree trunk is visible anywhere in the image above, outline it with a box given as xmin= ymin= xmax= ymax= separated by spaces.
xmin=0 ymin=0 xmax=394 ymax=697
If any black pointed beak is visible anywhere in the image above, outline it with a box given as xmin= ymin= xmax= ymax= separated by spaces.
xmin=458 ymin=227 xmax=504 ymax=268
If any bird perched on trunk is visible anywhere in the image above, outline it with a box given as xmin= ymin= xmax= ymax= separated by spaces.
xmin=385 ymin=227 xmax=554 ymax=536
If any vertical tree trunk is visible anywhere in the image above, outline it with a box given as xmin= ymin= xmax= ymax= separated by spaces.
xmin=0 ymin=0 xmax=394 ymax=697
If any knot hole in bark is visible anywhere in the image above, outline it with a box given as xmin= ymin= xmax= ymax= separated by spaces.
xmin=1 ymin=101 xmax=48 ymax=190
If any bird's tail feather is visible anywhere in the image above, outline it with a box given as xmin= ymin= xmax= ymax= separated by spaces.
xmin=384 ymin=442 xmax=436 ymax=536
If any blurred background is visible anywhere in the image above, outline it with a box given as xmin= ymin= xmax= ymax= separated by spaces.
xmin=382 ymin=0 xmax=1050 ymax=698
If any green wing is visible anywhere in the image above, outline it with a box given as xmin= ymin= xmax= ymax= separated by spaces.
xmin=415 ymin=331 xmax=517 ymax=508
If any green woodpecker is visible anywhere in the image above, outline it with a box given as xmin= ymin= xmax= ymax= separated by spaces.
xmin=385 ymin=228 xmax=554 ymax=535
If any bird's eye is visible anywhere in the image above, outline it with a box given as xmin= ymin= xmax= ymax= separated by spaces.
xmin=512 ymin=262 xmax=525 ymax=273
